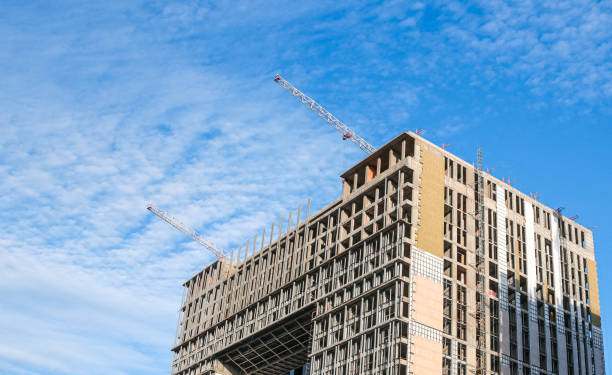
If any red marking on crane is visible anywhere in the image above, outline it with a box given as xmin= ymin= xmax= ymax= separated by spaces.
xmin=570 ymin=215 xmax=579 ymax=220
xmin=415 ymin=129 xmax=424 ymax=135
xmin=274 ymin=74 xmax=280 ymax=81
xmin=343 ymin=132 xmax=353 ymax=140
xmin=442 ymin=143 xmax=450 ymax=150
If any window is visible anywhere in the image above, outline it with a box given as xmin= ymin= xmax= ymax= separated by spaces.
xmin=491 ymin=355 xmax=500 ymax=373
xmin=458 ymin=343 xmax=467 ymax=360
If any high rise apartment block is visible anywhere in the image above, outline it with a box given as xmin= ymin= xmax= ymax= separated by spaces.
xmin=170 ymin=132 xmax=604 ymax=375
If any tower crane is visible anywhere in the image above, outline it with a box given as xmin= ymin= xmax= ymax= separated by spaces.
xmin=274 ymin=74 xmax=377 ymax=155
xmin=146 ymin=203 xmax=225 ymax=260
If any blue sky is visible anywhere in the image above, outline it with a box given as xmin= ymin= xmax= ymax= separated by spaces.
xmin=0 ymin=1 xmax=610 ymax=374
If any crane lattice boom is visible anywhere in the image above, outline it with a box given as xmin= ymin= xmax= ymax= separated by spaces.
xmin=274 ymin=74 xmax=376 ymax=155
xmin=147 ymin=204 xmax=225 ymax=260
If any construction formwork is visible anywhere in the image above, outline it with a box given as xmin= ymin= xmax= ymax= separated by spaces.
xmin=170 ymin=132 xmax=604 ymax=375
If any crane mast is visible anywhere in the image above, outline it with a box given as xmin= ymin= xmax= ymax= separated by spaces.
xmin=274 ymin=74 xmax=377 ymax=155
xmin=146 ymin=204 xmax=225 ymax=260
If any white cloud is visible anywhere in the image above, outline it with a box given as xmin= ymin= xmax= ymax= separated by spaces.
xmin=0 ymin=4 xmax=358 ymax=374
xmin=1 ymin=1 xmax=609 ymax=374
xmin=435 ymin=0 xmax=611 ymax=103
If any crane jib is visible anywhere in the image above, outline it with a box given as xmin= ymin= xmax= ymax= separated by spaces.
xmin=274 ymin=74 xmax=377 ymax=155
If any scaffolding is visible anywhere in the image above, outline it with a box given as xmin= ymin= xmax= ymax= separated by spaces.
xmin=475 ymin=148 xmax=487 ymax=375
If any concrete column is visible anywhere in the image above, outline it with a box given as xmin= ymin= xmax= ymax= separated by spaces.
xmin=570 ymin=301 xmax=580 ymax=375
xmin=515 ymin=292 xmax=523 ymax=363
xmin=496 ymin=186 xmax=511 ymax=357
xmin=389 ymin=148 xmax=396 ymax=167
xmin=525 ymin=202 xmax=541 ymax=366
xmin=551 ymin=215 xmax=568 ymax=371
xmin=576 ymin=304 xmax=586 ymax=375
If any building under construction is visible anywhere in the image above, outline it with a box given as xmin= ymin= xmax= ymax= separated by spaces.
xmin=160 ymin=76 xmax=605 ymax=375
xmin=168 ymin=130 xmax=604 ymax=375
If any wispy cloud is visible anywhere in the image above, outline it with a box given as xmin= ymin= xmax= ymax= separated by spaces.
xmin=0 ymin=3 xmax=357 ymax=374
xmin=432 ymin=0 xmax=612 ymax=103
xmin=1 ymin=1 xmax=609 ymax=374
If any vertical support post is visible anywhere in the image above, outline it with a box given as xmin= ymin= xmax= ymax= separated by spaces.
xmin=297 ymin=205 xmax=302 ymax=227
xmin=476 ymin=148 xmax=487 ymax=375
xmin=261 ymin=229 xmax=266 ymax=250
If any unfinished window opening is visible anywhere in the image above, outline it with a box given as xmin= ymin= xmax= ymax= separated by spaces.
xmin=488 ymin=243 xmax=498 ymax=261
xmin=444 ymin=203 xmax=452 ymax=221
xmin=506 ymin=271 xmax=515 ymax=288
xmin=366 ymin=163 xmax=377 ymax=182
xmin=400 ymin=166 xmax=414 ymax=184
xmin=457 ymin=266 xmax=466 ymax=284
xmin=444 ymin=241 xmax=453 ymax=258
xmin=387 ymin=174 xmax=398 ymax=194
xmin=574 ymin=227 xmax=578 ymax=245
xmin=489 ymin=280 xmax=499 ymax=297
xmin=489 ymin=261 xmax=498 ymax=278
xmin=401 ymin=262 xmax=410 ymax=278
xmin=364 ymin=191 xmax=376 ymax=211
xmin=388 ymin=194 xmax=398 ymax=210
xmin=353 ymin=215 xmax=362 ymax=230
xmin=401 ymin=203 xmax=412 ymax=223
xmin=355 ymin=168 xmax=366 ymax=190
xmin=388 ymin=209 xmax=398 ymax=222
xmin=403 ymin=243 xmax=411 ymax=258
xmin=547 ymin=290 xmax=555 ymax=305
xmin=444 ymin=260 xmax=453 ymax=278
xmin=457 ymin=247 xmax=467 ymax=265
xmin=519 ymin=276 xmax=527 ymax=293
xmin=403 ymin=136 xmax=415 ymax=158
xmin=402 ymin=185 xmax=413 ymax=202
xmin=388 ymin=145 xmax=401 ymax=167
